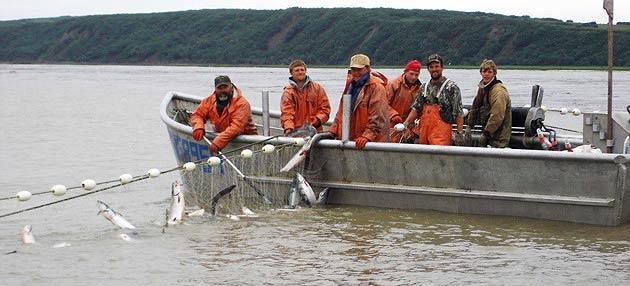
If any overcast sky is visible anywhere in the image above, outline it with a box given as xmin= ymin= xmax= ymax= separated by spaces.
xmin=1 ymin=0 xmax=628 ymax=24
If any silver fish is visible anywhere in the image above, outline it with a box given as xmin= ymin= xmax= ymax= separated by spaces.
xmin=52 ymin=242 xmax=71 ymax=248
xmin=288 ymin=179 xmax=300 ymax=209
xmin=186 ymin=208 xmax=205 ymax=217
xmin=168 ymin=181 xmax=186 ymax=225
xmin=20 ymin=225 xmax=35 ymax=244
xmin=97 ymin=200 xmax=136 ymax=229
xmin=295 ymin=173 xmax=316 ymax=206
xmin=239 ymin=206 xmax=258 ymax=218
xmin=280 ymin=132 xmax=333 ymax=172
xmin=316 ymin=187 xmax=331 ymax=206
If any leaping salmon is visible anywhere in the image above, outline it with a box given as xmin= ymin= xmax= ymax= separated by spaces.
xmin=168 ymin=181 xmax=186 ymax=225
xmin=20 ymin=225 xmax=35 ymax=244
xmin=97 ymin=200 xmax=136 ymax=229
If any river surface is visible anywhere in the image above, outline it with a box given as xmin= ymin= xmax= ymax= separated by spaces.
xmin=1 ymin=64 xmax=630 ymax=285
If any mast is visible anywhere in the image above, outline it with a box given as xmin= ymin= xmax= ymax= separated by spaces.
xmin=604 ymin=0 xmax=614 ymax=153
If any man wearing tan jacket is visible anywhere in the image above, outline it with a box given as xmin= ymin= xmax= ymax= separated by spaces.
xmin=466 ymin=59 xmax=512 ymax=148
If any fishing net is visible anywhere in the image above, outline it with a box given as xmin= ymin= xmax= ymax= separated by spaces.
xmin=179 ymin=142 xmax=304 ymax=215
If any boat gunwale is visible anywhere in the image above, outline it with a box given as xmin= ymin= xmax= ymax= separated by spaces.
xmin=160 ymin=91 xmax=630 ymax=164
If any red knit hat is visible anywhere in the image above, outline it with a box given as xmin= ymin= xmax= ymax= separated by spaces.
xmin=405 ymin=60 xmax=421 ymax=72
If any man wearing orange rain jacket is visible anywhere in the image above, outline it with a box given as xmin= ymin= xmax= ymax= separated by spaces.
xmin=386 ymin=60 xmax=422 ymax=142
xmin=329 ymin=54 xmax=389 ymax=149
xmin=280 ymin=59 xmax=331 ymax=134
xmin=190 ymin=75 xmax=257 ymax=154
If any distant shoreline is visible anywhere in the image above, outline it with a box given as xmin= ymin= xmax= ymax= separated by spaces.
xmin=1 ymin=61 xmax=629 ymax=71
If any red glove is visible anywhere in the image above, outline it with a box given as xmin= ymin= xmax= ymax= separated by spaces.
xmin=355 ymin=136 xmax=369 ymax=150
xmin=192 ymin=129 xmax=205 ymax=141
xmin=391 ymin=115 xmax=403 ymax=125
xmin=209 ymin=143 xmax=220 ymax=154
xmin=310 ymin=118 xmax=322 ymax=129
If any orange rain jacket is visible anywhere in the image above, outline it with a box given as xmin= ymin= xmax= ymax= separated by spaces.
xmin=280 ymin=78 xmax=331 ymax=132
xmin=329 ymin=75 xmax=389 ymax=142
xmin=386 ymin=74 xmax=421 ymax=125
xmin=386 ymin=74 xmax=421 ymax=142
xmin=190 ymin=86 xmax=258 ymax=150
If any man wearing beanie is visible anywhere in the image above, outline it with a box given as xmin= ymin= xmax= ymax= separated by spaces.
xmin=386 ymin=59 xmax=422 ymax=142
xmin=329 ymin=53 xmax=389 ymax=150
xmin=190 ymin=75 xmax=258 ymax=154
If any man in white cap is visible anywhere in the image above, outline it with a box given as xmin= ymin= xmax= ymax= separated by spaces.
xmin=329 ymin=54 xmax=389 ymax=149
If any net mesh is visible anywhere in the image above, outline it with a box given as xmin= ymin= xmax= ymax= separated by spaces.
xmin=179 ymin=142 xmax=304 ymax=215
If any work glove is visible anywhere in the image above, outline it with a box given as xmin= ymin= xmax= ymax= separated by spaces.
xmin=464 ymin=127 xmax=472 ymax=146
xmin=284 ymin=128 xmax=294 ymax=136
xmin=390 ymin=115 xmax=403 ymax=126
xmin=209 ymin=142 xmax=220 ymax=154
xmin=192 ymin=128 xmax=205 ymax=141
xmin=479 ymin=130 xmax=490 ymax=147
xmin=454 ymin=132 xmax=465 ymax=146
xmin=355 ymin=136 xmax=369 ymax=150
xmin=310 ymin=118 xmax=322 ymax=129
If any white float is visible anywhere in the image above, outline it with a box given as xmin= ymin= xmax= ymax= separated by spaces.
xmin=294 ymin=138 xmax=306 ymax=146
xmin=560 ymin=107 xmax=568 ymax=115
xmin=262 ymin=144 xmax=275 ymax=153
xmin=147 ymin=168 xmax=160 ymax=178
xmin=207 ymin=156 xmax=221 ymax=166
xmin=394 ymin=123 xmax=406 ymax=132
xmin=240 ymin=149 xmax=253 ymax=158
xmin=572 ymin=108 xmax=581 ymax=116
xmin=119 ymin=174 xmax=133 ymax=184
xmin=51 ymin=185 xmax=67 ymax=196
xmin=16 ymin=191 xmax=32 ymax=201
xmin=182 ymin=162 xmax=196 ymax=171
xmin=81 ymin=179 xmax=96 ymax=190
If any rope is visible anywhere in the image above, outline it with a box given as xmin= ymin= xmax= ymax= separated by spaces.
xmin=0 ymin=176 xmax=147 ymax=219
xmin=544 ymin=125 xmax=582 ymax=134
xmin=0 ymin=140 xmax=300 ymax=218
xmin=0 ymin=168 xmax=183 ymax=202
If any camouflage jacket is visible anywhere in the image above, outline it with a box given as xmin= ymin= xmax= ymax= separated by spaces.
xmin=411 ymin=76 xmax=463 ymax=123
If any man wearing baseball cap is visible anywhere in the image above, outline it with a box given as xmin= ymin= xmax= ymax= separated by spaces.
xmin=329 ymin=53 xmax=389 ymax=149
xmin=386 ymin=59 xmax=422 ymax=142
xmin=190 ymin=75 xmax=257 ymax=154
xmin=402 ymin=54 xmax=464 ymax=146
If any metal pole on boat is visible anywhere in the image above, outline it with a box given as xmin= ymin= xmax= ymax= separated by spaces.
xmin=262 ymin=90 xmax=271 ymax=136
xmin=604 ymin=0 xmax=614 ymax=153
xmin=342 ymin=93 xmax=351 ymax=143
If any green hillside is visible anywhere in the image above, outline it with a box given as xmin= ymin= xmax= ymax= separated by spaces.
xmin=0 ymin=8 xmax=628 ymax=66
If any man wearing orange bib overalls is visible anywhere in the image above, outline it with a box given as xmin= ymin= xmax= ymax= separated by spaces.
xmin=402 ymin=54 xmax=464 ymax=145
